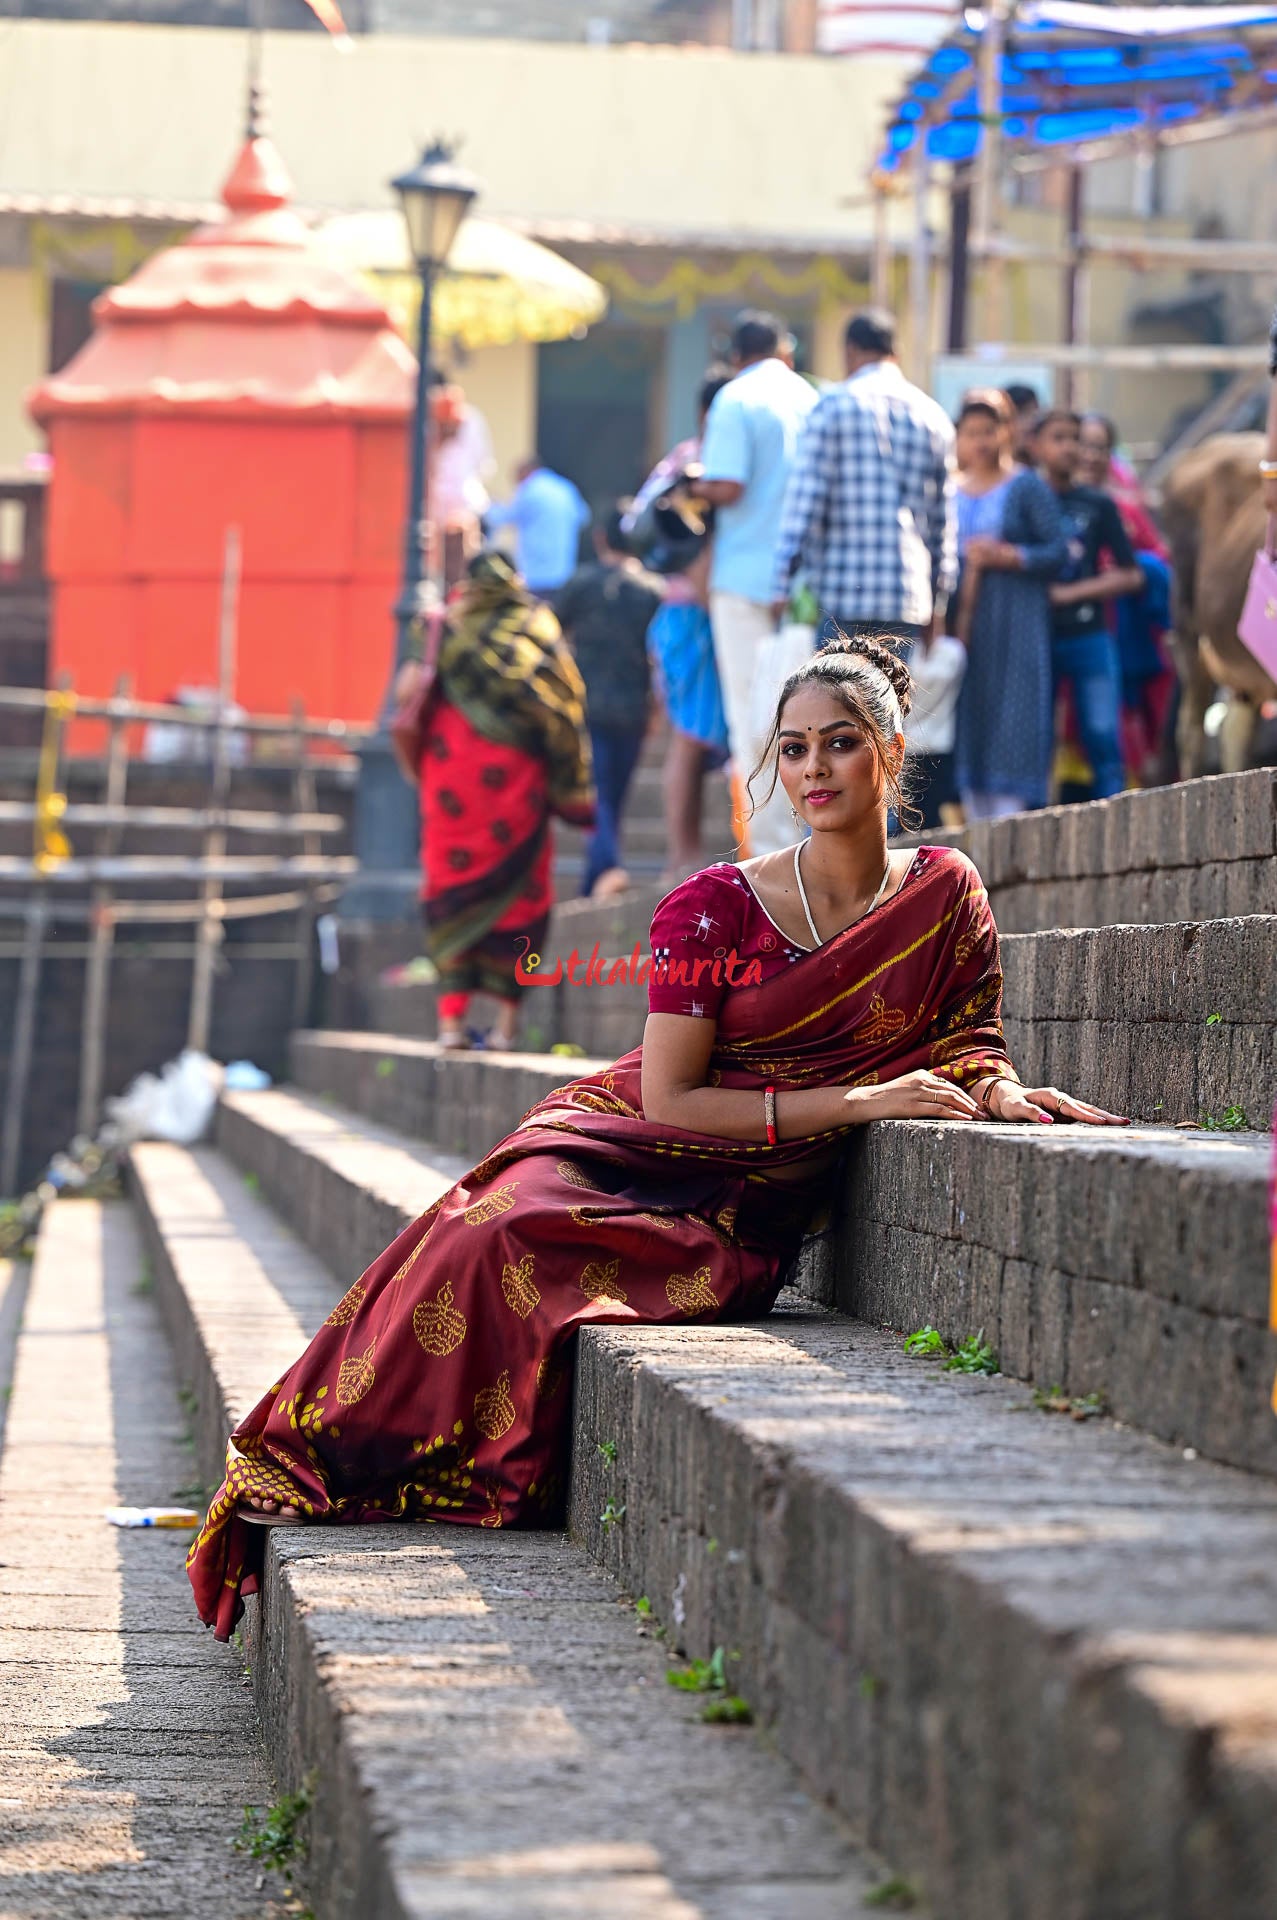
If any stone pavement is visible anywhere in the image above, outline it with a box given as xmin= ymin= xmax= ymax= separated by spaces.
xmin=0 ymin=1199 xmax=293 ymax=1918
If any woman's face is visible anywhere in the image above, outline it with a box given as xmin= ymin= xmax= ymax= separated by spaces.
xmin=1077 ymin=420 xmax=1112 ymax=488
xmin=776 ymin=682 xmax=900 ymax=832
xmin=955 ymin=410 xmax=1005 ymax=474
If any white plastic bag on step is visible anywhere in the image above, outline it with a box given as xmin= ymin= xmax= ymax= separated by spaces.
xmin=104 ymin=1050 xmax=224 ymax=1145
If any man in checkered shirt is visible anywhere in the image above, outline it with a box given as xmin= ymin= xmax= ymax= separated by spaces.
xmin=772 ymin=309 xmax=957 ymax=654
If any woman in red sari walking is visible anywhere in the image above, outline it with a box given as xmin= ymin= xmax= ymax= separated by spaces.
xmin=189 ymin=636 xmax=1126 ymax=1639
xmin=409 ymin=551 xmax=594 ymax=1050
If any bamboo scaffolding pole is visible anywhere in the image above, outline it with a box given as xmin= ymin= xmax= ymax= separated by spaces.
xmin=909 ymin=141 xmax=933 ymax=389
xmin=954 ymin=341 xmax=1269 ymax=371
xmin=0 ymin=802 xmax=346 ymax=836
xmin=0 ymin=684 xmax=369 ymax=742
xmin=0 ymin=883 xmax=345 ymax=924
xmin=872 ymin=184 xmax=891 ymax=308
xmin=0 ymin=940 xmax=325 ymax=960
xmin=969 ymin=233 xmax=1277 ymax=271
xmin=77 ymin=674 xmax=131 ymax=1138
xmin=972 ymin=0 xmax=1007 ymax=341
xmin=187 ymin=527 xmax=239 ymax=1056
xmin=0 ymin=855 xmax=356 ymax=882
xmin=1 ymin=684 xmax=70 ymax=1194
xmin=0 ymin=892 xmax=48 ymax=1196
xmin=289 ymin=699 xmax=321 ymax=1031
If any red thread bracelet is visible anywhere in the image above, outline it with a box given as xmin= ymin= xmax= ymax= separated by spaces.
xmin=764 ymin=1084 xmax=778 ymax=1146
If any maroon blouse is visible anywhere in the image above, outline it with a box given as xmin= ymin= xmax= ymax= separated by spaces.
xmin=648 ymin=849 xmax=927 ymax=1020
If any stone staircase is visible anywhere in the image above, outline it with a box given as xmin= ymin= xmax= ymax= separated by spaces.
xmin=13 ymin=763 xmax=1277 ymax=1916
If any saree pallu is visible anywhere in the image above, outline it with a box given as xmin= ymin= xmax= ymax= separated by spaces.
xmin=189 ymin=846 xmax=1015 ymax=1638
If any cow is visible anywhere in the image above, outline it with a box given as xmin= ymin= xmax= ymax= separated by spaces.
xmin=1160 ymin=432 xmax=1277 ymax=776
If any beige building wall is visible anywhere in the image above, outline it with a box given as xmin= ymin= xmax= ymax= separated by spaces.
xmin=0 ymin=268 xmax=45 ymax=471
xmin=456 ymin=340 xmax=537 ymax=498
xmin=0 ymin=22 xmax=913 ymax=250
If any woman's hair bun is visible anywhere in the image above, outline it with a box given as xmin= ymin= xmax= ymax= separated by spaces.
xmin=824 ymin=632 xmax=914 ymax=719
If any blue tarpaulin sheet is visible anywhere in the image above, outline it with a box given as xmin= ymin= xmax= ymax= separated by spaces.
xmin=877 ymin=2 xmax=1277 ymax=170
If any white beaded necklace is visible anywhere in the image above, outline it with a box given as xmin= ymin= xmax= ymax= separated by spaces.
xmin=793 ymin=841 xmax=892 ymax=948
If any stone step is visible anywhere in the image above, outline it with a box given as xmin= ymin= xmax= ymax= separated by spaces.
xmin=140 ymin=1092 xmax=1277 ymax=1919
xmin=569 ymin=1306 xmax=1277 ymax=1920
xmin=894 ymin=767 xmax=1276 ymax=932
xmin=250 ymin=1052 xmax=1273 ymax=1476
xmin=0 ymin=1196 xmax=289 ymax=1913
xmin=128 ymin=1143 xmax=891 ymax=1917
xmin=1000 ymin=914 xmax=1277 ymax=1128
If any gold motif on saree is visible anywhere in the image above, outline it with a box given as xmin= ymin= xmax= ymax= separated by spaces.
xmin=463 ymin=1182 xmax=518 ymax=1225
xmin=579 ymin=1257 xmax=627 ymax=1304
xmin=571 ymin=1088 xmax=641 ymax=1118
xmin=557 ymin=1160 xmax=599 ymax=1191
xmin=325 ymin=1282 xmax=365 ymax=1328
xmin=479 ymin=1479 xmax=504 ymax=1527
xmin=390 ymin=1225 xmax=435 ymax=1287
xmin=569 ymin=1204 xmax=607 ymax=1226
xmin=501 ymin=1253 xmax=540 ymax=1318
xmin=855 ymin=993 xmax=909 ymax=1044
xmin=336 ymin=1337 xmax=377 ymax=1407
xmin=536 ymin=1355 xmax=564 ymax=1399
xmin=413 ymin=1278 xmax=468 ymax=1357
xmin=953 ymin=916 xmax=985 ymax=966
xmin=715 ymin=1204 xmax=737 ymax=1235
xmin=666 ymin=1267 xmax=719 ymax=1316
xmin=467 ymin=1152 xmax=513 ymax=1188
xmin=474 ymin=1371 xmax=517 ymax=1441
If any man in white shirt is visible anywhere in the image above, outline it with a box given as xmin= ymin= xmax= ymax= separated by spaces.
xmin=697 ymin=311 xmax=819 ymax=856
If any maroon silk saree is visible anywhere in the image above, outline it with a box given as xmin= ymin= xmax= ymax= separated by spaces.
xmin=189 ymin=846 xmax=1015 ymax=1637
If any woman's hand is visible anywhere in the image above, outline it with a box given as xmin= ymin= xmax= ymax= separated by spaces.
xmin=985 ymin=1081 xmax=1129 ymax=1127
xmin=844 ymin=1070 xmax=984 ymax=1123
xmin=963 ymin=537 xmax=1021 ymax=571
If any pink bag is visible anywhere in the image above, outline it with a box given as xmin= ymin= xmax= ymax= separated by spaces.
xmin=1238 ymin=517 xmax=1277 ymax=681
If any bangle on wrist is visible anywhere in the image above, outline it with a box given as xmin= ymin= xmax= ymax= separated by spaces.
xmin=1260 ymin=459 xmax=1277 ymax=478
xmin=764 ymin=1084 xmax=777 ymax=1146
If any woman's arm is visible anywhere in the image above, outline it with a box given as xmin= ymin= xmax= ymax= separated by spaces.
xmin=1005 ymin=474 xmax=1070 ymax=579
xmin=640 ymin=1013 xmax=982 ymax=1139
xmin=1049 ymin=564 xmax=1144 ymax=607
xmin=1263 ymin=371 xmax=1277 ymax=519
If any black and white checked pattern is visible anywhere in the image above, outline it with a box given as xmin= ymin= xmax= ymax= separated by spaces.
xmin=773 ymin=362 xmax=957 ymax=628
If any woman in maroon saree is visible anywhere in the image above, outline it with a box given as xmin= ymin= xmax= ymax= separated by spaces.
xmin=189 ymin=636 xmax=1125 ymax=1638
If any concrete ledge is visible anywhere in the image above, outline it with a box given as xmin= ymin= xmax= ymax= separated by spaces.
xmin=128 ymin=1141 xmax=336 ymax=1485
xmin=570 ymin=1307 xmax=1277 ymax=1920
xmin=289 ymin=1030 xmax=601 ymax=1160
xmin=216 ymin=1087 xmax=467 ymax=1294
xmin=832 ymin=1119 xmax=1276 ymax=1476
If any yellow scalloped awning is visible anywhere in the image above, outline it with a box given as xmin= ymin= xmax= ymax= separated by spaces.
xmin=310 ymin=209 xmax=608 ymax=350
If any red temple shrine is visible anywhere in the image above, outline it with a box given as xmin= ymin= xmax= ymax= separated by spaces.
xmin=28 ymin=130 xmax=413 ymax=750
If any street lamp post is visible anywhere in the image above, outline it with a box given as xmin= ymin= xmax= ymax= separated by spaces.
xmin=342 ymin=141 xmax=480 ymax=923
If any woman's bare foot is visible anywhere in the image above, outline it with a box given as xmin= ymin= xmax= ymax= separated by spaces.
xmin=238 ymin=1497 xmax=301 ymax=1527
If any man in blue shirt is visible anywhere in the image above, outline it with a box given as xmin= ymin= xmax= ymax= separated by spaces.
xmin=490 ymin=458 xmax=590 ymax=596
xmin=696 ymin=311 xmax=818 ymax=856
